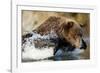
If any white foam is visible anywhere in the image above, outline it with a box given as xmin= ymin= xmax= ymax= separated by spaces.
xmin=22 ymin=32 xmax=55 ymax=60
xmin=22 ymin=46 xmax=54 ymax=60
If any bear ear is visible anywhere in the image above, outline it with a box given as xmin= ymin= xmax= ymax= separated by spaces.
xmin=63 ymin=21 xmax=74 ymax=29
xmin=67 ymin=21 xmax=74 ymax=28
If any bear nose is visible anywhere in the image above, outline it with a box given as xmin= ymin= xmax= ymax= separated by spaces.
xmin=80 ymin=39 xmax=87 ymax=50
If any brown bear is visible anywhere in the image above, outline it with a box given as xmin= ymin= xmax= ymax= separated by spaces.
xmin=33 ymin=16 xmax=86 ymax=49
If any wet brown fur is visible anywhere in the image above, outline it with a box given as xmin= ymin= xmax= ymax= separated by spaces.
xmin=34 ymin=16 xmax=83 ymax=48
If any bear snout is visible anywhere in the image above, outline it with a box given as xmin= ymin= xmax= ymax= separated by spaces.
xmin=80 ymin=39 xmax=87 ymax=50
